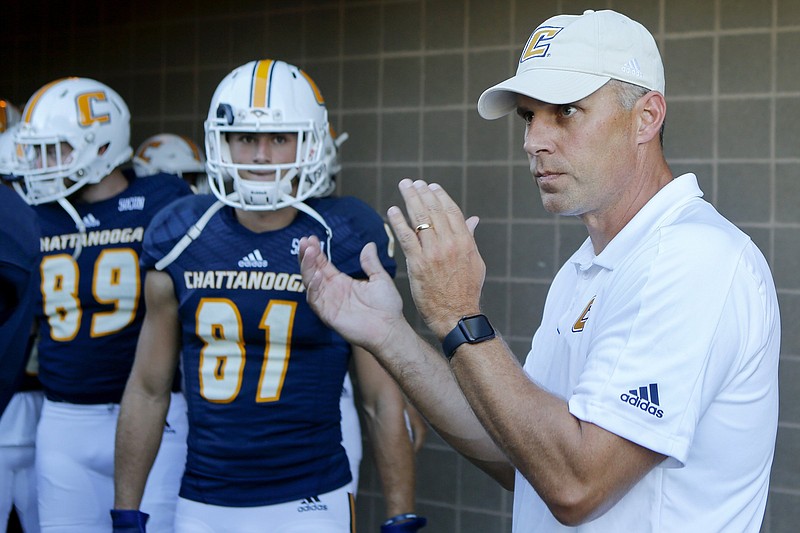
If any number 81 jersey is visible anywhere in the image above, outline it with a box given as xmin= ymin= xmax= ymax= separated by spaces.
xmin=141 ymin=194 xmax=396 ymax=507
xmin=33 ymin=172 xmax=191 ymax=404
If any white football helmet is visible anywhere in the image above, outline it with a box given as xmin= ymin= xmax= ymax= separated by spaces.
xmin=13 ymin=77 xmax=132 ymax=205
xmin=0 ymin=99 xmax=21 ymax=133
xmin=204 ymin=59 xmax=330 ymax=210
xmin=133 ymin=133 xmax=206 ymax=178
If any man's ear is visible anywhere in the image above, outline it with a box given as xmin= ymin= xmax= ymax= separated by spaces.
xmin=636 ymin=91 xmax=666 ymax=144
xmin=98 ymin=143 xmax=110 ymax=155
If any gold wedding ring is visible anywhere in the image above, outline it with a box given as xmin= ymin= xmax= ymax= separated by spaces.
xmin=415 ymin=223 xmax=433 ymax=233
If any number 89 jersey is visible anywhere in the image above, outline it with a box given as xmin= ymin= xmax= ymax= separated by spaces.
xmin=33 ymin=171 xmax=191 ymax=404
xmin=141 ymin=194 xmax=396 ymax=507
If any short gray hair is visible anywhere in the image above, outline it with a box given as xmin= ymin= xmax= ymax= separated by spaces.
xmin=607 ymin=79 xmax=665 ymax=145
xmin=608 ymin=79 xmax=650 ymax=110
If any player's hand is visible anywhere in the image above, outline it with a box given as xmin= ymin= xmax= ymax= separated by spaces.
xmin=388 ymin=179 xmax=482 ymax=338
xmin=381 ymin=513 xmax=427 ymax=532
xmin=110 ymin=509 xmax=149 ymax=533
xmin=299 ymin=236 xmax=407 ymax=355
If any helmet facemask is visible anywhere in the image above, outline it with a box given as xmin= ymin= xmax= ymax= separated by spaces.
xmin=15 ymin=132 xmax=85 ymax=204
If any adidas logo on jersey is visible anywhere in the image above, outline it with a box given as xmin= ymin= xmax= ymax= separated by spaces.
xmin=297 ymin=495 xmax=328 ymax=513
xmin=238 ymin=249 xmax=269 ymax=268
xmin=82 ymin=213 xmax=101 ymax=228
xmin=619 ymin=383 xmax=663 ymax=418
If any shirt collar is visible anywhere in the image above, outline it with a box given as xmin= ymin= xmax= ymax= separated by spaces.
xmin=570 ymin=173 xmax=703 ymax=272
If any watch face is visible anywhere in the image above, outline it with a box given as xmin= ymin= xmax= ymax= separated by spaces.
xmin=442 ymin=314 xmax=496 ymax=360
xmin=463 ymin=315 xmax=495 ymax=341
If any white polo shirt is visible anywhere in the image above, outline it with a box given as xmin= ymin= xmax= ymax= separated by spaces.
xmin=513 ymin=174 xmax=780 ymax=532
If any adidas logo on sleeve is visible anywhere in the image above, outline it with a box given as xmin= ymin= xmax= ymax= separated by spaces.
xmin=619 ymin=383 xmax=664 ymax=418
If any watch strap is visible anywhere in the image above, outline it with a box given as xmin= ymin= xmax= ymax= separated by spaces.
xmin=441 ymin=314 xmax=496 ymax=360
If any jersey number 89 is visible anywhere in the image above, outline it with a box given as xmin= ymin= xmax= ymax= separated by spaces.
xmin=40 ymin=250 xmax=140 ymax=341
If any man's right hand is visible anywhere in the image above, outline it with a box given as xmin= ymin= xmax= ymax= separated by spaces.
xmin=299 ymin=236 xmax=408 ymax=355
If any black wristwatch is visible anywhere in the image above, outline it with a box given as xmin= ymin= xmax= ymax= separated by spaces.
xmin=441 ymin=314 xmax=496 ymax=360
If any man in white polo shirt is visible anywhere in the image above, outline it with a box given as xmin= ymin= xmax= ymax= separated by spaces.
xmin=297 ymin=8 xmax=780 ymax=532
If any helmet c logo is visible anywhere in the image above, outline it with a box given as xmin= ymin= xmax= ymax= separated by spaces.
xmin=136 ymin=140 xmax=163 ymax=163
xmin=76 ymin=91 xmax=111 ymax=127
xmin=520 ymin=26 xmax=562 ymax=62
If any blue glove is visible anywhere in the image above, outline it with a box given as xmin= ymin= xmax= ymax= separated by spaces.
xmin=110 ymin=509 xmax=149 ymax=533
xmin=381 ymin=513 xmax=427 ymax=532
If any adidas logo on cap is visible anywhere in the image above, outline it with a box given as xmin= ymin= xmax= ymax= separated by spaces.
xmin=619 ymin=383 xmax=664 ymax=419
xmin=238 ymin=249 xmax=269 ymax=268
xmin=620 ymin=58 xmax=643 ymax=79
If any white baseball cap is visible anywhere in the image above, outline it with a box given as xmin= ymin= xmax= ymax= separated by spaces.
xmin=477 ymin=9 xmax=665 ymax=119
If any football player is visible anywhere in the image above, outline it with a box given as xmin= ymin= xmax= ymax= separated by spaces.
xmin=11 ymin=78 xmax=192 ymax=533
xmin=0 ymin=122 xmax=42 ymax=531
xmin=0 ymin=101 xmax=43 ymax=533
xmin=113 ymin=60 xmax=425 ymax=533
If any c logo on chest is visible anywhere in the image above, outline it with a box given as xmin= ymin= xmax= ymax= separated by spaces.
xmin=572 ymin=296 xmax=595 ymax=333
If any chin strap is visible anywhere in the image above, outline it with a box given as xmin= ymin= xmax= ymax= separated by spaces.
xmin=155 ymin=193 xmax=333 ymax=271
xmin=290 ymin=199 xmax=332 ymax=261
xmin=155 ymin=198 xmax=227 ymax=271
xmin=57 ymin=197 xmax=87 ymax=259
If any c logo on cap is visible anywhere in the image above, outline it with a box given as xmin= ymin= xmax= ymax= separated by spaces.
xmin=520 ymin=26 xmax=562 ymax=62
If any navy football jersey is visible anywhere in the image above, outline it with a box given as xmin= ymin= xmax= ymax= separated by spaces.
xmin=0 ymin=186 xmax=41 ymax=414
xmin=141 ymin=195 xmax=396 ymax=507
xmin=33 ymin=171 xmax=191 ymax=403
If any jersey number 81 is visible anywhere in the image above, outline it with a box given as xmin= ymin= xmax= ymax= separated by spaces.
xmin=196 ymin=298 xmax=297 ymax=404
